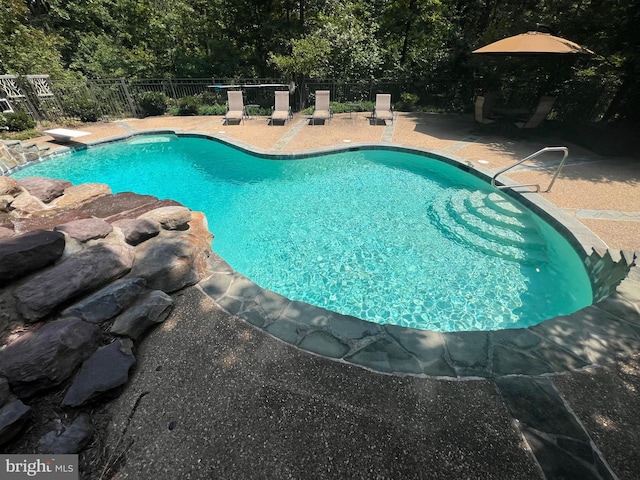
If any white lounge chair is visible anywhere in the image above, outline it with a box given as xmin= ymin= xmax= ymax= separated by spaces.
xmin=372 ymin=94 xmax=394 ymax=124
xmin=311 ymin=90 xmax=332 ymax=125
xmin=225 ymin=91 xmax=246 ymax=125
xmin=270 ymin=91 xmax=293 ymax=125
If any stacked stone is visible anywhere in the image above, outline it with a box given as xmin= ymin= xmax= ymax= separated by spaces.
xmin=0 ymin=141 xmax=49 ymax=175
xmin=0 ymin=176 xmax=213 ymax=452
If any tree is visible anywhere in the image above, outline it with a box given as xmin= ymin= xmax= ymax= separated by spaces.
xmin=0 ymin=0 xmax=67 ymax=77
xmin=270 ymin=1 xmax=383 ymax=80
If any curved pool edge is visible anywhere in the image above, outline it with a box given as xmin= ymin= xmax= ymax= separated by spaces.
xmin=16 ymin=130 xmax=640 ymax=377
xmin=199 ymin=252 xmax=640 ymax=378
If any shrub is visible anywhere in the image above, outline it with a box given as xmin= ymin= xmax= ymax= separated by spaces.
xmin=396 ymin=92 xmax=419 ymax=112
xmin=177 ymin=96 xmax=201 ymax=115
xmin=139 ymin=91 xmax=169 ymax=117
xmin=0 ymin=111 xmax=36 ymax=131
xmin=198 ymin=104 xmax=228 ymax=115
xmin=200 ymin=91 xmax=224 ymax=106
xmin=62 ymin=96 xmax=101 ymax=122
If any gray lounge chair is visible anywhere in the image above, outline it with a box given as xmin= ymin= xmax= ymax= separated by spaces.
xmin=474 ymin=92 xmax=498 ymax=124
xmin=372 ymin=94 xmax=394 ymax=124
xmin=515 ymin=96 xmax=556 ymax=129
xmin=225 ymin=91 xmax=246 ymax=125
xmin=311 ymin=90 xmax=332 ymax=125
xmin=270 ymin=91 xmax=293 ymax=125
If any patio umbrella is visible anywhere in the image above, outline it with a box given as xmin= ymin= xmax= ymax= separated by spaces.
xmin=472 ymin=31 xmax=594 ymax=56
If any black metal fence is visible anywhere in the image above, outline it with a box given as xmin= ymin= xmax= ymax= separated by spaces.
xmin=1 ymin=74 xmax=613 ymax=123
xmin=1 ymin=75 xmax=471 ymax=122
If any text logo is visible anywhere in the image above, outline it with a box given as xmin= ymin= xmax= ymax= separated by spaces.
xmin=1 ymin=455 xmax=78 ymax=479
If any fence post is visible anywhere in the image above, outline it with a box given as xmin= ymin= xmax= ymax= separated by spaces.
xmin=167 ymin=78 xmax=178 ymax=99
xmin=120 ymin=78 xmax=138 ymax=117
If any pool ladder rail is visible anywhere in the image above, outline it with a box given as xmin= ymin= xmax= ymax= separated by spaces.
xmin=491 ymin=146 xmax=569 ymax=193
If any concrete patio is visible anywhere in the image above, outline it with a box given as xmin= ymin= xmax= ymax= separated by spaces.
xmin=20 ymin=112 xmax=640 ymax=479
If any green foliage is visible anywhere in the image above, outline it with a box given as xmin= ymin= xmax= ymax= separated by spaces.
xmin=1 ymin=0 xmax=638 ymax=122
xmin=270 ymin=2 xmax=383 ymax=80
xmin=0 ymin=112 xmax=36 ymax=131
xmin=270 ymin=36 xmax=332 ymax=78
xmin=396 ymin=93 xmax=419 ymax=111
xmin=138 ymin=91 xmax=170 ymax=117
xmin=177 ymin=96 xmax=201 ymax=116
xmin=198 ymin=104 xmax=228 ymax=115
xmin=61 ymin=96 xmax=101 ymax=122
xmin=200 ymin=91 xmax=225 ymax=106
xmin=302 ymin=101 xmax=375 ymax=115
xmin=0 ymin=0 xmax=68 ymax=77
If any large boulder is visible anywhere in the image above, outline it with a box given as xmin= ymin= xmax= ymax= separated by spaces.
xmin=62 ymin=339 xmax=136 ymax=407
xmin=12 ymin=210 xmax=92 ymax=234
xmin=104 ymin=199 xmax=183 ymax=223
xmin=112 ymin=218 xmax=160 ymax=245
xmin=13 ymin=243 xmax=136 ymax=322
xmin=17 ymin=177 xmax=72 ymax=203
xmin=38 ymin=413 xmax=94 ymax=453
xmin=139 ymin=206 xmax=192 ymax=230
xmin=0 ymin=230 xmax=65 ymax=284
xmin=55 ymin=183 xmax=111 ymax=208
xmin=0 ymin=177 xmax=21 ymax=197
xmin=110 ymin=291 xmax=173 ymax=339
xmin=0 ymin=377 xmax=10 ymax=406
xmin=0 ymin=226 xmax=14 ymax=238
xmin=9 ymin=191 xmax=47 ymax=215
xmin=0 ymin=399 xmax=31 ymax=446
xmin=0 ymin=318 xmax=100 ymax=397
xmin=77 ymin=192 xmax=160 ymax=219
xmin=128 ymin=230 xmax=211 ymax=292
xmin=61 ymin=277 xmax=147 ymax=324
xmin=54 ymin=218 xmax=114 ymax=242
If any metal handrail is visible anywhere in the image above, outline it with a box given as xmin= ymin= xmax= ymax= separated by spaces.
xmin=491 ymin=146 xmax=569 ymax=193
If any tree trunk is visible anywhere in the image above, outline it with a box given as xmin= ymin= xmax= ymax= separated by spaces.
xmin=400 ymin=0 xmax=417 ymax=66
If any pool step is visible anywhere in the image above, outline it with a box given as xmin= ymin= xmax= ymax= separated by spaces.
xmin=451 ymin=193 xmax=546 ymax=250
xmin=429 ymin=189 xmax=548 ymax=265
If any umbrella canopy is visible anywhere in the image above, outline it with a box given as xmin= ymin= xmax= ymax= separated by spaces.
xmin=472 ymin=31 xmax=594 ymax=56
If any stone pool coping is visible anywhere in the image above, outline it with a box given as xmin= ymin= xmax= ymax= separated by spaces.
xmin=27 ymin=130 xmax=640 ymax=377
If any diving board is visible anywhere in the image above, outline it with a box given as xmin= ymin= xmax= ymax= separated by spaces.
xmin=43 ymin=128 xmax=92 ymax=143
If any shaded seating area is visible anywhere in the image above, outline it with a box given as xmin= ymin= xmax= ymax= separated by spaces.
xmin=270 ymin=91 xmax=293 ymax=125
xmin=225 ymin=91 xmax=247 ymax=125
xmin=475 ymin=94 xmax=556 ymax=130
xmin=371 ymin=94 xmax=394 ymax=125
xmin=310 ymin=90 xmax=332 ymax=125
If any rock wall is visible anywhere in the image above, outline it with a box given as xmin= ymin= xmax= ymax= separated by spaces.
xmin=0 ymin=175 xmax=213 ymax=452
xmin=0 ymin=140 xmax=49 ymax=175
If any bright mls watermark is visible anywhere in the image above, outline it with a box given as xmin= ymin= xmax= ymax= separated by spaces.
xmin=1 ymin=455 xmax=78 ymax=479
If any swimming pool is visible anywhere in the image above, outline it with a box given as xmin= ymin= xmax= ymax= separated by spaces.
xmin=12 ymin=134 xmax=593 ymax=332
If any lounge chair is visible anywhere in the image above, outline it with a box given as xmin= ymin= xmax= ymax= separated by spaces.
xmin=270 ymin=91 xmax=293 ymax=125
xmin=372 ymin=94 xmax=394 ymax=124
xmin=311 ymin=90 xmax=332 ymax=125
xmin=515 ymin=96 xmax=556 ymax=129
xmin=225 ymin=91 xmax=246 ymax=125
xmin=474 ymin=92 xmax=498 ymax=124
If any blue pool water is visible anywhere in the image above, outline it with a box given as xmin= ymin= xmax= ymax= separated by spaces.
xmin=13 ymin=134 xmax=593 ymax=332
